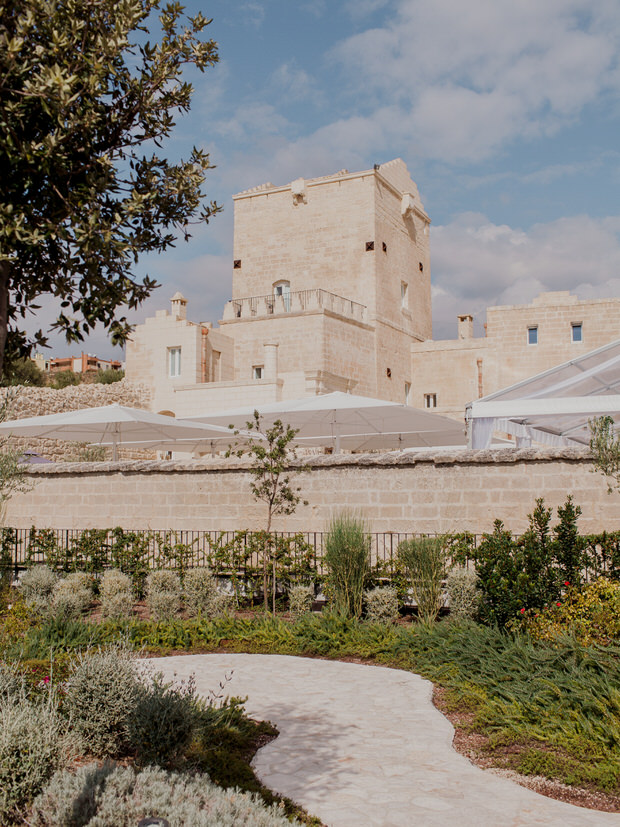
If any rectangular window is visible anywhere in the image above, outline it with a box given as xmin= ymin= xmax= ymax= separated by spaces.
xmin=424 ymin=393 xmax=437 ymax=409
xmin=168 ymin=347 xmax=181 ymax=378
xmin=253 ymin=365 xmax=263 ymax=380
xmin=527 ymin=326 xmax=538 ymax=345
xmin=404 ymin=382 xmax=411 ymax=405
xmin=401 ymin=282 xmax=409 ymax=310
xmin=571 ymin=322 xmax=582 ymax=343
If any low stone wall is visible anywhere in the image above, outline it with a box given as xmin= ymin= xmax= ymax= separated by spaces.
xmin=4 ymin=447 xmax=619 ymax=535
xmin=0 ymin=381 xmax=153 ymax=461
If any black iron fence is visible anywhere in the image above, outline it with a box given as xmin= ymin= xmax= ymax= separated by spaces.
xmin=0 ymin=526 xmax=617 ymax=583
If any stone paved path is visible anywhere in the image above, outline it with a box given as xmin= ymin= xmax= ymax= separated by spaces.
xmin=150 ymin=654 xmax=619 ymax=827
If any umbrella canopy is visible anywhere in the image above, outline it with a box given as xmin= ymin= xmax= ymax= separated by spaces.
xmin=0 ymin=404 xmax=241 ymax=460
xmin=184 ymin=392 xmax=466 ymax=452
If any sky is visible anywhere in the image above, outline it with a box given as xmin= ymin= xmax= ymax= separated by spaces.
xmin=37 ymin=0 xmax=620 ymax=358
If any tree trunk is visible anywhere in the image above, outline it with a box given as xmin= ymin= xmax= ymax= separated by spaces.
xmin=0 ymin=261 xmax=9 ymax=379
xmin=263 ymin=511 xmax=272 ymax=613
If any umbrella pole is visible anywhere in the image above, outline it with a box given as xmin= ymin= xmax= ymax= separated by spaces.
xmin=112 ymin=437 xmax=118 ymax=462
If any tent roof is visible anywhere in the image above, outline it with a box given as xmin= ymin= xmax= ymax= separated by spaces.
xmin=467 ymin=339 xmax=620 ymax=448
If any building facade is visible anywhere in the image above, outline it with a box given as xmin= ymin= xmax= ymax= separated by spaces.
xmin=411 ymin=291 xmax=620 ymax=419
xmin=125 ymin=159 xmax=620 ymax=424
xmin=126 ymin=159 xmax=432 ymax=416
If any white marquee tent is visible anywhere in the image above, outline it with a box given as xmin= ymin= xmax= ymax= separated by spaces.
xmin=185 ymin=392 xmax=467 ymax=452
xmin=466 ymin=339 xmax=620 ymax=449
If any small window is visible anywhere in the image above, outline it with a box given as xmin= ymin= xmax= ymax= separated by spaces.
xmin=253 ymin=365 xmax=263 ymax=380
xmin=168 ymin=347 xmax=181 ymax=378
xmin=571 ymin=322 xmax=582 ymax=343
xmin=527 ymin=326 xmax=538 ymax=346
xmin=273 ymin=280 xmax=290 ymax=311
xmin=401 ymin=282 xmax=409 ymax=310
xmin=424 ymin=393 xmax=437 ymax=409
xmin=404 ymin=382 xmax=411 ymax=405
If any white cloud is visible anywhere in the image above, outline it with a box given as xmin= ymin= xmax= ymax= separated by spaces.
xmin=330 ymin=0 xmax=620 ymax=161
xmin=270 ymin=62 xmax=322 ymax=105
xmin=430 ymin=211 xmax=620 ymax=337
xmin=240 ymin=2 xmax=265 ymax=28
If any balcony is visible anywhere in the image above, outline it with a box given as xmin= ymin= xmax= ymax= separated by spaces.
xmin=222 ymin=288 xmax=367 ymax=323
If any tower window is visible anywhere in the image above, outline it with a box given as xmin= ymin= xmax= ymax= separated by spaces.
xmin=424 ymin=393 xmax=437 ymax=408
xmin=527 ymin=326 xmax=538 ymax=345
xmin=253 ymin=365 xmax=263 ymax=380
xmin=401 ymin=282 xmax=409 ymax=310
xmin=405 ymin=382 xmax=411 ymax=405
xmin=571 ymin=322 xmax=582 ymax=343
xmin=365 ymin=241 xmax=375 ymax=251
xmin=168 ymin=347 xmax=181 ymax=378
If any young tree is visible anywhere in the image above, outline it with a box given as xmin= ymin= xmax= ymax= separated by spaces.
xmin=0 ymin=0 xmax=220 ymax=375
xmin=232 ymin=412 xmax=308 ymax=614
xmin=589 ymin=415 xmax=620 ymax=493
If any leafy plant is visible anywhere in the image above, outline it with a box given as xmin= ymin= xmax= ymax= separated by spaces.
xmin=94 ymin=368 xmax=125 ymax=384
xmin=30 ymin=763 xmax=301 ymax=827
xmin=398 ymin=536 xmax=447 ymax=624
xmin=0 ymin=693 xmax=69 ymax=824
xmin=100 ymin=569 xmax=134 ymax=620
xmin=51 ymin=572 xmax=93 ymax=620
xmin=50 ymin=370 xmax=81 ymax=389
xmin=63 ymin=646 xmax=141 ymax=758
xmin=288 ymin=584 xmax=314 ymax=620
xmin=231 ymin=413 xmax=309 ymax=614
xmin=18 ymin=565 xmax=57 ymax=617
xmin=445 ymin=566 xmax=479 ymax=620
xmin=324 ymin=512 xmax=370 ymax=618
xmin=589 ymin=415 xmax=620 ymax=493
xmin=364 ymin=586 xmax=399 ymax=623
xmin=146 ymin=570 xmax=181 ymax=620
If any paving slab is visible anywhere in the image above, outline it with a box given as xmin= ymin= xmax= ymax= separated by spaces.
xmin=149 ymin=654 xmax=619 ymax=827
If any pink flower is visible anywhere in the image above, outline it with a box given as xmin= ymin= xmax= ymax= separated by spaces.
xmin=43 ymin=676 xmax=50 ymax=684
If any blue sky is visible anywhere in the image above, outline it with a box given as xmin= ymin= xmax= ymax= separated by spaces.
xmin=41 ymin=0 xmax=620 ymax=357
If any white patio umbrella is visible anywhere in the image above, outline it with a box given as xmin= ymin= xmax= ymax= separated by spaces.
xmin=184 ymin=392 xmax=466 ymax=452
xmin=0 ymin=404 xmax=243 ymax=460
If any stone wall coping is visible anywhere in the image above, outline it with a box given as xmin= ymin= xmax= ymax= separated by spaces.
xmin=22 ymin=446 xmax=592 ymax=476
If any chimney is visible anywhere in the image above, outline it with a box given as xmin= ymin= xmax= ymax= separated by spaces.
xmin=457 ymin=314 xmax=473 ymax=340
xmin=170 ymin=292 xmax=187 ymax=320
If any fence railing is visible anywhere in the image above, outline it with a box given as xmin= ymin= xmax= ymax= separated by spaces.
xmin=0 ymin=526 xmax=618 ymax=583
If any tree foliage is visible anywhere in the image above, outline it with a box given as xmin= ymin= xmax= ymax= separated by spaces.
xmin=231 ymin=412 xmax=308 ymax=613
xmin=1 ymin=357 xmax=46 ymax=387
xmin=589 ymin=415 xmax=620 ymax=493
xmin=0 ymin=0 xmax=220 ymax=374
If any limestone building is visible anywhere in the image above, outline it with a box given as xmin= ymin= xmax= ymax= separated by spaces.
xmin=411 ymin=291 xmax=620 ymax=420
xmin=125 ymin=158 xmax=620 ymax=424
xmin=126 ymin=159 xmax=432 ymax=416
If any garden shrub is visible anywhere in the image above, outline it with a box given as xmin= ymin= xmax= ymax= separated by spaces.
xmin=63 ymin=646 xmax=140 ymax=758
xmin=364 ymin=585 xmax=399 ymax=623
xmin=0 ymin=662 xmax=25 ymax=700
xmin=184 ymin=567 xmax=219 ymax=617
xmin=324 ymin=511 xmax=370 ymax=618
xmin=553 ymin=496 xmax=586 ymax=586
xmin=129 ymin=671 xmax=197 ymax=767
xmin=288 ymin=584 xmax=314 ymax=619
xmin=522 ymin=578 xmax=620 ymax=645
xmin=31 ymin=763 xmax=300 ymax=826
xmin=51 ymin=572 xmax=93 ymax=620
xmin=473 ymin=499 xmax=573 ymax=627
xmin=0 ymin=694 xmax=68 ymax=824
xmin=146 ymin=569 xmax=181 ymax=620
xmin=398 ymin=536 xmax=447 ymax=623
xmin=18 ymin=565 xmax=57 ymax=616
xmin=100 ymin=569 xmax=134 ymax=620
xmin=446 ymin=566 xmax=480 ymax=620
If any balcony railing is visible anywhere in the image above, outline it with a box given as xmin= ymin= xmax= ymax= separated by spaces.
xmin=222 ymin=288 xmax=367 ymax=323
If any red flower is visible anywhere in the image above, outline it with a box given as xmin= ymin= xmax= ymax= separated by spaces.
xmin=520 ymin=608 xmax=525 ymax=614
xmin=564 ymin=581 xmax=570 ymax=587
xmin=556 ymin=602 xmax=561 ymax=607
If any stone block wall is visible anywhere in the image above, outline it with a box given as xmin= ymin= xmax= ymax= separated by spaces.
xmin=5 ymin=448 xmax=619 ymax=536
